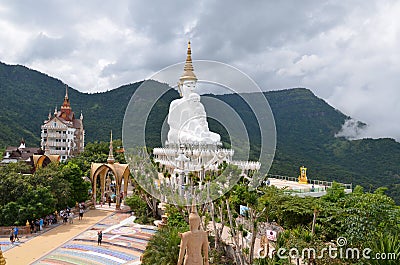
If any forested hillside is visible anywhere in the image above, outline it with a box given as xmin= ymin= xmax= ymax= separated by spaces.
xmin=0 ymin=61 xmax=399 ymax=202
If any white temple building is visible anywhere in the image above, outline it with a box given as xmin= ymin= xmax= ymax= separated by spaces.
xmin=41 ymin=86 xmax=84 ymax=162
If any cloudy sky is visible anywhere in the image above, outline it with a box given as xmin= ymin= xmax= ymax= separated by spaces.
xmin=0 ymin=0 xmax=399 ymax=141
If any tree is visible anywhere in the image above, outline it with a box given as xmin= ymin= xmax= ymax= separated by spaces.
xmin=33 ymin=163 xmax=71 ymax=209
xmin=322 ymin=181 xmax=345 ymax=203
xmin=124 ymin=193 xmax=149 ymax=224
xmin=141 ymin=226 xmax=187 ymax=265
xmin=0 ymin=161 xmax=85 ymax=225
xmin=141 ymin=205 xmax=188 ymax=265
xmin=61 ymin=162 xmax=90 ymax=205
xmin=338 ymin=190 xmax=399 ymax=247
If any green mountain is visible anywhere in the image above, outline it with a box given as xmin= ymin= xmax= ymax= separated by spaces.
xmin=0 ymin=61 xmax=399 ymax=202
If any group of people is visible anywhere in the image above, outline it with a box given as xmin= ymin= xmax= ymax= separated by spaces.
xmin=9 ymin=226 xmax=19 ymax=244
xmin=8 ymin=202 xmax=106 ymax=248
xmin=60 ymin=208 xmax=74 ymax=224
xmin=29 ymin=217 xmax=49 ymax=234
xmin=60 ymin=203 xmax=86 ymax=224
xmin=7 ymin=201 xmax=98 ymax=246
xmin=101 ymin=192 xmax=124 ymax=207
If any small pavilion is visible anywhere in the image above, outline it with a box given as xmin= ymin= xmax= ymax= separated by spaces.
xmin=32 ymin=154 xmax=60 ymax=169
xmin=90 ymin=132 xmax=130 ymax=209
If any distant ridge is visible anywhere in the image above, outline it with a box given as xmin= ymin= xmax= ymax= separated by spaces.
xmin=0 ymin=61 xmax=399 ymax=203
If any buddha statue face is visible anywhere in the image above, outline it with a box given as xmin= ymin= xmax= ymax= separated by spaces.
xmin=181 ymin=80 xmax=196 ymax=98
xmin=189 ymin=212 xmax=201 ymax=231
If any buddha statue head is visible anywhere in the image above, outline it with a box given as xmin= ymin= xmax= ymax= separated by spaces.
xmin=189 ymin=211 xmax=201 ymax=231
xmin=178 ymin=41 xmax=198 ymax=98
xmin=180 ymin=80 xmax=196 ymax=98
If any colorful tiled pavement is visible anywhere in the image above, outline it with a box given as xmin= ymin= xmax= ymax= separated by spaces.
xmin=32 ymin=213 xmax=156 ymax=265
xmin=1 ymin=227 xmax=56 ymax=252
xmin=0 ymin=240 xmax=19 ymax=252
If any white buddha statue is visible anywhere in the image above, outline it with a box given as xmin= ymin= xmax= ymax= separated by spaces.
xmin=167 ymin=42 xmax=221 ymax=145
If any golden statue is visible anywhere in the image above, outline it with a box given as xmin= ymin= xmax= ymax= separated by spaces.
xmin=298 ymin=166 xmax=308 ymax=184
xmin=259 ymin=235 xmax=270 ymax=257
xmin=0 ymin=249 xmax=6 ymax=265
xmin=177 ymin=205 xmax=209 ymax=265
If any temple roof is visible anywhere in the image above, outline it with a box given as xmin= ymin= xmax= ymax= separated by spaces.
xmin=3 ymin=143 xmax=43 ymax=161
xmin=43 ymin=86 xmax=83 ymax=129
xmin=59 ymin=85 xmax=74 ymax=121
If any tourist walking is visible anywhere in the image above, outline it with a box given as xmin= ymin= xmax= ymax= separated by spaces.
xmin=97 ymin=230 xmax=103 ymax=246
xmin=30 ymin=220 xmax=34 ymax=233
xmin=107 ymin=195 xmax=111 ymax=207
xmin=34 ymin=219 xmax=40 ymax=233
xmin=79 ymin=207 xmax=84 ymax=220
xmin=9 ymin=229 xmax=14 ymax=244
xmin=68 ymin=212 xmax=74 ymax=224
xmin=63 ymin=212 xmax=68 ymax=224
xmin=13 ymin=226 xmax=19 ymax=241
xmin=39 ymin=218 xmax=44 ymax=231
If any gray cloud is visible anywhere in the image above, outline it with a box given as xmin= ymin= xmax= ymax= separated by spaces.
xmin=0 ymin=0 xmax=399 ymax=141
xmin=20 ymin=32 xmax=76 ymax=62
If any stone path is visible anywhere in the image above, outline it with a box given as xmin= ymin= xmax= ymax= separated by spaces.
xmin=2 ymin=209 xmax=111 ymax=264
xmin=1 ymin=208 xmax=157 ymax=264
xmin=31 ymin=212 xmax=156 ymax=265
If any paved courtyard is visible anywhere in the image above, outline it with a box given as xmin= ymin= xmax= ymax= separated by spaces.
xmin=1 ymin=208 xmax=156 ymax=265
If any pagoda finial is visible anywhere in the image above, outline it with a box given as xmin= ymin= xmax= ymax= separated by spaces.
xmin=107 ymin=130 xmax=115 ymax=164
xmin=65 ymin=84 xmax=69 ymax=99
xmin=179 ymin=41 xmax=197 ymax=83
xmin=60 ymin=84 xmax=72 ymax=119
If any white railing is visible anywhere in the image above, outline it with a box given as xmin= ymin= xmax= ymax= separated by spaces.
xmin=266 ymin=174 xmax=352 ymax=191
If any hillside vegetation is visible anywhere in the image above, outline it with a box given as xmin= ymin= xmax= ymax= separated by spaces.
xmin=0 ymin=61 xmax=399 ymax=202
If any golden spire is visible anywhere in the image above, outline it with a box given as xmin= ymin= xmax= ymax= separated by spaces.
xmin=65 ymin=84 xmax=69 ymax=99
xmin=107 ymin=130 xmax=115 ymax=164
xmin=179 ymin=41 xmax=197 ymax=83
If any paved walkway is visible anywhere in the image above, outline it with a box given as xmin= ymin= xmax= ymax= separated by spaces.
xmin=31 ymin=211 xmax=156 ymax=265
xmin=3 ymin=209 xmax=111 ymax=264
xmin=1 ymin=184 xmax=154 ymax=265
